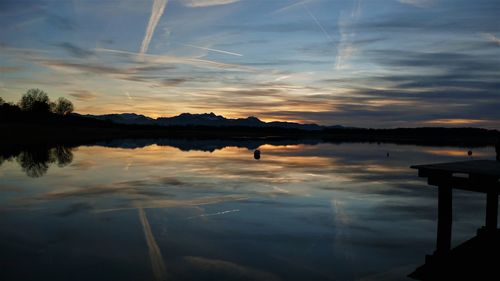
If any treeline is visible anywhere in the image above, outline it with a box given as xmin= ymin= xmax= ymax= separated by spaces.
xmin=0 ymin=88 xmax=74 ymax=117
xmin=1 ymin=89 xmax=499 ymax=146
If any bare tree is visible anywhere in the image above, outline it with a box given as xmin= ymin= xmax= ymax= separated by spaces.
xmin=19 ymin=88 xmax=51 ymax=113
xmin=54 ymin=97 xmax=74 ymax=115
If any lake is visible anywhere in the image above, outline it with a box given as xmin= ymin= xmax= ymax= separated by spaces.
xmin=0 ymin=140 xmax=496 ymax=281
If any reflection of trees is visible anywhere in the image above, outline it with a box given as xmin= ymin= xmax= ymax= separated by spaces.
xmin=0 ymin=151 xmax=15 ymax=168
xmin=16 ymin=150 xmax=51 ymax=177
xmin=53 ymin=146 xmax=73 ymax=167
xmin=14 ymin=146 xmax=73 ymax=177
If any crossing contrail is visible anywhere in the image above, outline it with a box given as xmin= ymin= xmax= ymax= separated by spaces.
xmin=303 ymin=4 xmax=334 ymax=43
xmin=180 ymin=43 xmax=243 ymax=57
xmin=140 ymin=0 xmax=169 ymax=54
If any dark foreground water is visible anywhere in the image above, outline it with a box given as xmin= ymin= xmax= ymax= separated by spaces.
xmin=0 ymin=140 xmax=496 ymax=281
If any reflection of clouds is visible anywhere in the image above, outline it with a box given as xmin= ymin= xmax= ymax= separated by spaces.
xmin=182 ymin=256 xmax=280 ymax=281
xmin=356 ymin=264 xmax=417 ymax=281
xmin=422 ymin=148 xmax=489 ymax=158
xmin=330 ymin=199 xmax=355 ymax=261
xmin=69 ymin=160 xmax=95 ymax=170
xmin=57 ymin=202 xmax=93 ymax=217
xmin=331 ymin=199 xmax=350 ymax=226
xmin=186 ymin=209 xmax=239 ymax=220
xmin=138 ymin=208 xmax=167 ymax=281
xmin=7 ymin=143 xmax=495 ymax=215
xmin=1 ymin=142 xmax=496 ymax=279
xmin=97 ymin=195 xmax=249 ymax=213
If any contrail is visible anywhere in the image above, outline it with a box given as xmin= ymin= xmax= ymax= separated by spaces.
xmin=138 ymin=208 xmax=167 ymax=281
xmin=180 ymin=43 xmax=243 ymax=57
xmin=140 ymin=0 xmax=169 ymax=54
xmin=94 ymin=48 xmax=254 ymax=72
xmin=273 ymin=0 xmax=313 ymax=14
xmin=303 ymin=4 xmax=334 ymax=43
xmin=335 ymin=0 xmax=362 ymax=70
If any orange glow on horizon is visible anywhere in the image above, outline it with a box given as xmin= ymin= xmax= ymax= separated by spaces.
xmin=423 ymin=119 xmax=486 ymax=125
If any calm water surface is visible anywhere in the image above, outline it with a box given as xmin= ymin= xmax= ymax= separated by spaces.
xmin=0 ymin=141 xmax=496 ymax=281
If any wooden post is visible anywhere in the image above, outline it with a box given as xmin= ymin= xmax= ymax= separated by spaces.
xmin=485 ymin=188 xmax=498 ymax=231
xmin=496 ymin=140 xmax=500 ymax=162
xmin=435 ymin=184 xmax=452 ymax=255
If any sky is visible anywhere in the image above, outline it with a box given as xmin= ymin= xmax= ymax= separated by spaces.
xmin=0 ymin=0 xmax=499 ymax=128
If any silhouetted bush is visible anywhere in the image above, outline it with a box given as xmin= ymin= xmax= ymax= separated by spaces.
xmin=0 ymin=89 xmax=77 ymax=123
xmin=19 ymin=88 xmax=51 ymax=113
xmin=54 ymin=97 xmax=74 ymax=115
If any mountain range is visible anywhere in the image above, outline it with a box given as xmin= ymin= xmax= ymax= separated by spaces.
xmin=81 ymin=112 xmax=339 ymax=131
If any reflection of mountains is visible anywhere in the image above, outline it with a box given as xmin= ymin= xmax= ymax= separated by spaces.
xmin=96 ymin=138 xmax=322 ymax=152
xmin=0 ymin=138 xmax=322 ymax=177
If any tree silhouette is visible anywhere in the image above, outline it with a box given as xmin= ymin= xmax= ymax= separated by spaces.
xmin=0 ymin=96 xmax=4 ymax=105
xmin=19 ymin=88 xmax=51 ymax=113
xmin=54 ymin=97 xmax=74 ymax=115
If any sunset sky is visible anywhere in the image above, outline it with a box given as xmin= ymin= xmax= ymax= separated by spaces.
xmin=0 ymin=0 xmax=499 ymax=127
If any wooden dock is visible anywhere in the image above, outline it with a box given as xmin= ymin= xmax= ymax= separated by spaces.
xmin=409 ymin=160 xmax=500 ymax=280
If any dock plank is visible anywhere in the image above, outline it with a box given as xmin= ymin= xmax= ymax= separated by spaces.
xmin=411 ymin=160 xmax=500 ymax=178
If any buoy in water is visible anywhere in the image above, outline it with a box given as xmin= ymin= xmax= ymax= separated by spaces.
xmin=254 ymin=149 xmax=261 ymax=160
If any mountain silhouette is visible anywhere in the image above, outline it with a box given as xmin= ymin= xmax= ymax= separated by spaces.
xmin=83 ymin=112 xmax=327 ymax=131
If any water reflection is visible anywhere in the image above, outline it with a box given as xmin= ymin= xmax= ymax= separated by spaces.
xmin=1 ymin=145 xmax=73 ymax=177
xmin=0 ymin=139 xmax=496 ymax=281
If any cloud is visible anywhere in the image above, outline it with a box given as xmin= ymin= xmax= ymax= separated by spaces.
xmin=69 ymin=90 xmax=98 ymax=101
xmin=46 ymin=13 xmax=78 ymax=31
xmin=56 ymin=42 xmax=95 ymax=58
xmin=95 ymin=47 xmax=253 ymax=72
xmin=157 ymin=78 xmax=188 ymax=87
xmin=0 ymin=66 xmax=21 ymax=73
xmin=182 ymin=0 xmax=240 ymax=7
xmin=140 ymin=0 xmax=169 ymax=54
xmin=40 ymin=60 xmax=127 ymax=75
xmin=335 ymin=0 xmax=362 ymax=70
xmin=480 ymin=32 xmax=500 ymax=46
xmin=398 ymin=0 xmax=434 ymax=8
xmin=422 ymin=118 xmax=487 ymax=126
